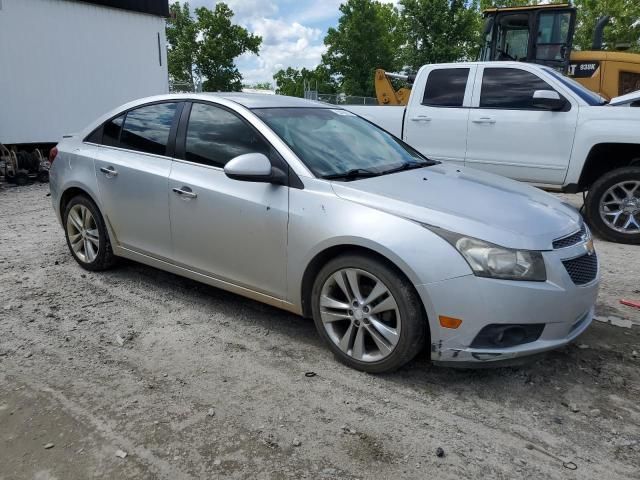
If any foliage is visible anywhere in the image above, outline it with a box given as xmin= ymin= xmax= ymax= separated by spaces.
xmin=273 ymin=66 xmax=337 ymax=97
xmin=322 ymin=0 xmax=402 ymax=96
xmin=245 ymin=82 xmax=274 ymax=90
xmin=166 ymin=2 xmax=262 ymax=92
xmin=166 ymin=2 xmax=198 ymax=89
xmin=572 ymin=0 xmax=640 ymax=52
xmin=399 ymin=0 xmax=482 ymax=70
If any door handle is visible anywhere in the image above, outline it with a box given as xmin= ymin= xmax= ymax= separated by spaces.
xmin=410 ymin=115 xmax=432 ymax=122
xmin=100 ymin=166 xmax=118 ymax=177
xmin=173 ymin=187 xmax=197 ymax=199
xmin=472 ymin=117 xmax=496 ymax=124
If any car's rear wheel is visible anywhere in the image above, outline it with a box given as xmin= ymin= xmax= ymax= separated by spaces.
xmin=63 ymin=195 xmax=116 ymax=271
xmin=585 ymin=167 xmax=640 ymax=244
xmin=311 ymin=254 xmax=427 ymax=373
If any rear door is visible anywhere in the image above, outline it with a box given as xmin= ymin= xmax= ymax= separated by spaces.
xmin=92 ymin=101 xmax=181 ymax=259
xmin=465 ymin=66 xmax=578 ymax=184
xmin=168 ymin=102 xmax=289 ymax=298
xmin=403 ymin=66 xmax=476 ymax=166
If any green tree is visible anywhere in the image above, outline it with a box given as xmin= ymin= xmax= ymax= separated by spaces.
xmin=195 ymin=3 xmax=262 ymax=91
xmin=400 ymin=0 xmax=481 ymax=70
xmin=572 ymin=0 xmax=640 ymax=52
xmin=322 ymin=0 xmax=401 ymax=97
xmin=166 ymin=2 xmax=198 ymax=89
xmin=244 ymin=82 xmax=274 ymax=90
xmin=273 ymin=66 xmax=337 ymax=97
xmin=166 ymin=2 xmax=262 ymax=92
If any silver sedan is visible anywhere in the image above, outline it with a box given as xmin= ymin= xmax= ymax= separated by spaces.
xmin=49 ymin=93 xmax=600 ymax=372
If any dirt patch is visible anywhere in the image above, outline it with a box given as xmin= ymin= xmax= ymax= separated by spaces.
xmin=0 ymin=184 xmax=639 ymax=479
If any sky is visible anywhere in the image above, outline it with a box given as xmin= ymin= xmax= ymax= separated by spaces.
xmin=177 ymin=0 xmax=398 ymax=86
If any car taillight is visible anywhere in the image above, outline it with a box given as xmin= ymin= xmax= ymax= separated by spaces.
xmin=49 ymin=146 xmax=58 ymax=164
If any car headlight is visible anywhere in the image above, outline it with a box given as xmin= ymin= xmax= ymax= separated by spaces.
xmin=429 ymin=227 xmax=547 ymax=282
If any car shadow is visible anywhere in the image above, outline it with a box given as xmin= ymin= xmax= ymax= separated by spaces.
xmin=101 ymin=258 xmax=618 ymax=400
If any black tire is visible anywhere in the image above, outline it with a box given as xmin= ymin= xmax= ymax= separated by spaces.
xmin=63 ymin=195 xmax=117 ymax=271
xmin=311 ymin=253 xmax=428 ymax=373
xmin=585 ymin=166 xmax=640 ymax=245
xmin=14 ymin=171 xmax=29 ymax=186
xmin=37 ymin=170 xmax=49 ymax=183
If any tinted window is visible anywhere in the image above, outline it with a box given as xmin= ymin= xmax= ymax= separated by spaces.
xmin=103 ymin=114 xmax=125 ymax=146
xmin=185 ymin=103 xmax=269 ymax=168
xmin=480 ymin=68 xmax=554 ymax=109
xmin=423 ymin=69 xmax=469 ymax=107
xmin=119 ymin=103 xmax=178 ymax=156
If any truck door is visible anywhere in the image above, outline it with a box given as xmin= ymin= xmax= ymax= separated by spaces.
xmin=402 ymin=66 xmax=476 ymax=167
xmin=465 ymin=66 xmax=578 ymax=185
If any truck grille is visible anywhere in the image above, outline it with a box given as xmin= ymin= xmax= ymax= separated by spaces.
xmin=553 ymin=224 xmax=587 ymax=249
xmin=562 ymin=253 xmax=598 ymax=286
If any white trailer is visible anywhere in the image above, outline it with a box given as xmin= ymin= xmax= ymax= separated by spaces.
xmin=0 ymin=0 xmax=169 ymax=147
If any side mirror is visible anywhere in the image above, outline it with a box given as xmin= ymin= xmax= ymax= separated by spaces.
xmin=532 ymin=90 xmax=567 ymax=111
xmin=224 ymin=153 xmax=287 ymax=185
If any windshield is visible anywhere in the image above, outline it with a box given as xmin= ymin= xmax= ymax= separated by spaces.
xmin=253 ymin=108 xmax=433 ymax=180
xmin=543 ymin=67 xmax=607 ymax=106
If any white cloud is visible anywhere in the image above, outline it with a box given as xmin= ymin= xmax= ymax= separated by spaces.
xmin=176 ymin=1 xmax=339 ymax=85
xmin=238 ymin=18 xmax=326 ymax=84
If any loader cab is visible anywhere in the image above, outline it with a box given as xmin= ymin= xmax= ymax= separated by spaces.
xmin=480 ymin=4 xmax=576 ymax=73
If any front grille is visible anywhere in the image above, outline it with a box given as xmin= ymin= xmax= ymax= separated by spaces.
xmin=553 ymin=223 xmax=587 ymax=249
xmin=562 ymin=253 xmax=598 ymax=286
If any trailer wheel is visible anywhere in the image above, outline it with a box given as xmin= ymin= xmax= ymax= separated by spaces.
xmin=14 ymin=172 xmax=29 ymax=186
xmin=37 ymin=170 xmax=50 ymax=183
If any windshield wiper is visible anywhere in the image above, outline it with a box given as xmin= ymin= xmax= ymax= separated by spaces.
xmin=379 ymin=162 xmax=430 ymax=175
xmin=322 ymin=168 xmax=381 ymax=181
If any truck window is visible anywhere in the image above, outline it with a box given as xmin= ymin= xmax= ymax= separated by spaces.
xmin=422 ymin=68 xmax=470 ymax=108
xmin=480 ymin=68 xmax=554 ymax=110
xmin=536 ymin=12 xmax=572 ymax=62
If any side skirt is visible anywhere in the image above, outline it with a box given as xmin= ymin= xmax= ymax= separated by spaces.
xmin=113 ymin=245 xmax=302 ymax=316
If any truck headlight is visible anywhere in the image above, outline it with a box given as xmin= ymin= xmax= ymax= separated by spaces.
xmin=429 ymin=227 xmax=547 ymax=281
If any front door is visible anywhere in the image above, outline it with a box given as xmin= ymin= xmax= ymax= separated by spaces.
xmin=402 ymin=66 xmax=475 ymax=166
xmin=93 ymin=102 xmax=181 ymax=259
xmin=169 ymin=102 xmax=288 ymax=298
xmin=465 ymin=66 xmax=578 ymax=185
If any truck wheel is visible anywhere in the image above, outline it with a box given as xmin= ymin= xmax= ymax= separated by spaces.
xmin=14 ymin=171 xmax=29 ymax=186
xmin=37 ymin=170 xmax=49 ymax=183
xmin=585 ymin=167 xmax=640 ymax=244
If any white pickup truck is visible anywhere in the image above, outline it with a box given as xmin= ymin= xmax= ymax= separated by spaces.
xmin=347 ymin=61 xmax=640 ymax=244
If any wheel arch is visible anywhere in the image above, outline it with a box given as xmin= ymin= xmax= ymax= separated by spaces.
xmin=299 ymin=244 xmax=430 ymax=338
xmin=578 ymin=143 xmax=640 ymax=190
xmin=59 ymin=185 xmax=100 ymax=219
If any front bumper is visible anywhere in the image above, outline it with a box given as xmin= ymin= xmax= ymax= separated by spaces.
xmin=416 ymin=241 xmax=600 ymax=366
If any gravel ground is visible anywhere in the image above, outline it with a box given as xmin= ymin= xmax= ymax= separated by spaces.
xmin=0 ymin=183 xmax=639 ymax=480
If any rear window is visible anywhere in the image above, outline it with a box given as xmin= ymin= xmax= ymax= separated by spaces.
xmin=422 ymin=68 xmax=469 ymax=107
xmin=119 ymin=103 xmax=178 ymax=156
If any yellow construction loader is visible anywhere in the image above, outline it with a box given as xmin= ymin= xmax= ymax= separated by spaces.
xmin=376 ymin=3 xmax=640 ymax=105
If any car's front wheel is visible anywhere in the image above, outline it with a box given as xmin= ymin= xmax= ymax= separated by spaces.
xmin=311 ymin=254 xmax=427 ymax=373
xmin=63 ymin=195 xmax=116 ymax=271
xmin=585 ymin=167 xmax=640 ymax=244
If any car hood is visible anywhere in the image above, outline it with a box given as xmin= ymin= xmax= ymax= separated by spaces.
xmin=330 ymin=164 xmax=582 ymax=250
xmin=609 ymin=90 xmax=640 ymax=106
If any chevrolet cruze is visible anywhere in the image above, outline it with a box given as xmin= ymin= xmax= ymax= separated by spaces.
xmin=49 ymin=93 xmax=600 ymax=372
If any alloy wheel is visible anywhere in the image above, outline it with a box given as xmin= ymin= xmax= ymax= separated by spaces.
xmin=599 ymin=180 xmax=640 ymax=234
xmin=66 ymin=204 xmax=100 ymax=263
xmin=319 ymin=268 xmax=401 ymax=363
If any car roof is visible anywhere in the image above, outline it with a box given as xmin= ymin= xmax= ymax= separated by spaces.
xmin=208 ymin=92 xmax=328 ymax=109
